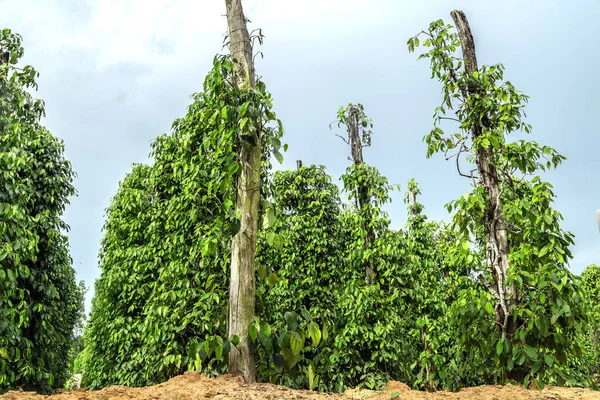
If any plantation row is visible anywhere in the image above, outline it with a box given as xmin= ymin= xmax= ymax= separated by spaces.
xmin=1 ymin=3 xmax=599 ymax=396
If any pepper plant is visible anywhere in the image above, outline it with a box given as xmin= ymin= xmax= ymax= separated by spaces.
xmin=408 ymin=13 xmax=592 ymax=388
xmin=0 ymin=28 xmax=84 ymax=393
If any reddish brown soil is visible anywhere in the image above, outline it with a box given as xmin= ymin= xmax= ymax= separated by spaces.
xmin=1 ymin=372 xmax=598 ymax=400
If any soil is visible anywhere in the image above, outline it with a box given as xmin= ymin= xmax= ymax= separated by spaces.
xmin=1 ymin=372 xmax=599 ymax=400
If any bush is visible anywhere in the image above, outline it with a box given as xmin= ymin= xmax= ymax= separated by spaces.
xmin=0 ymin=28 xmax=84 ymax=394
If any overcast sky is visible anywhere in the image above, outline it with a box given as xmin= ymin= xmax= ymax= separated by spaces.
xmin=2 ymin=0 xmax=598 ymax=313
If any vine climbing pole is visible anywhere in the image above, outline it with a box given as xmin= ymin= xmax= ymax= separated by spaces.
xmin=451 ymin=10 xmax=517 ymax=340
xmin=407 ymin=185 xmax=418 ymax=218
xmin=345 ymin=106 xmax=375 ymax=283
xmin=225 ymin=0 xmax=259 ymax=383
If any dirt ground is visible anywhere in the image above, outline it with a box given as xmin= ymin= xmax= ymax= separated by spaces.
xmin=1 ymin=372 xmax=599 ymax=400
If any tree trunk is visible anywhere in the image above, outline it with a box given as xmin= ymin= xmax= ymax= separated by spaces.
xmin=451 ymin=10 xmax=516 ymax=339
xmin=346 ymin=106 xmax=375 ymax=283
xmin=225 ymin=0 xmax=258 ymax=383
xmin=408 ymin=186 xmax=417 ymax=217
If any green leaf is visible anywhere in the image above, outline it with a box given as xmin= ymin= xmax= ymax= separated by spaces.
xmin=269 ymin=135 xmax=281 ymax=150
xmin=261 ymin=322 xmax=271 ymax=338
xmin=239 ymin=101 xmax=250 ymax=116
xmin=551 ymin=310 xmax=563 ymax=324
xmin=307 ymin=364 xmax=317 ymax=391
xmin=230 ymin=335 xmax=240 ymax=346
xmin=249 ymin=323 xmax=258 ymax=341
xmin=289 ymin=331 xmax=304 ymax=354
xmin=263 ymin=207 xmax=276 ymax=230
xmin=300 ymin=308 xmax=311 ymax=322
xmin=309 ymin=321 xmax=321 ymax=347
xmin=257 ymin=264 xmax=266 ymax=280
xmin=524 ymin=345 xmax=538 ymax=360
xmin=274 ymin=150 xmax=284 ymax=164
xmin=284 ymin=311 xmax=299 ymax=331
xmin=507 ymin=357 xmax=514 ymax=371
xmin=267 ymin=272 xmax=279 ymax=287
xmin=496 ymin=339 xmax=503 ymax=355
xmin=281 ymin=347 xmax=300 ymax=370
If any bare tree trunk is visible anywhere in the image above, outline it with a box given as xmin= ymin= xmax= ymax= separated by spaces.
xmin=451 ymin=10 xmax=516 ymax=339
xmin=346 ymin=106 xmax=375 ymax=283
xmin=408 ymin=186 xmax=417 ymax=217
xmin=225 ymin=0 xmax=258 ymax=383
xmin=347 ymin=106 xmax=364 ymax=165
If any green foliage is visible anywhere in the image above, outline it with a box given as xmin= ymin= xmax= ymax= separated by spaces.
xmin=403 ymin=181 xmax=456 ymax=390
xmin=60 ymin=15 xmax=597 ymax=396
xmin=334 ymin=103 xmax=374 ymax=148
xmin=0 ymin=28 xmax=84 ymax=393
xmin=255 ymin=165 xmax=342 ymax=390
xmin=82 ymin=55 xmax=284 ymax=389
xmin=409 ymin=18 xmax=592 ymax=388
xmin=580 ymin=265 xmax=600 ymax=381
xmin=329 ymin=169 xmax=406 ymax=391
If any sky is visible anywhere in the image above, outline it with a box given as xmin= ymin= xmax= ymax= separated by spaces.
xmin=2 ymin=0 xmax=599 ymax=313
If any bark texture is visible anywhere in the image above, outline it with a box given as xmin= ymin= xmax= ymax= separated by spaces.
xmin=1 ymin=51 xmax=8 ymax=79
xmin=451 ymin=10 xmax=516 ymax=339
xmin=346 ymin=106 xmax=375 ymax=283
xmin=408 ymin=187 xmax=417 ymax=217
xmin=225 ymin=0 xmax=258 ymax=383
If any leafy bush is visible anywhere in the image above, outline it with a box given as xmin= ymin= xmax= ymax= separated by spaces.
xmin=74 ymin=13 xmax=598 ymax=395
xmin=0 ymin=28 xmax=84 ymax=393
xmin=254 ymin=165 xmax=343 ymax=390
xmin=82 ymin=55 xmax=284 ymax=389
xmin=409 ymin=18 xmax=593 ymax=388
xmin=580 ymin=264 xmax=600 ymax=381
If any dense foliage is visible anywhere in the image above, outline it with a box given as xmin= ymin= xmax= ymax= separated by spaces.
xmin=408 ymin=18 xmax=592 ymax=388
xmin=581 ymin=265 xmax=600 ymax=381
xmin=3 ymin=7 xmax=598 ymax=397
xmin=81 ymin=54 xmax=598 ymax=391
xmin=82 ymin=56 xmax=285 ymax=389
xmin=0 ymin=29 xmax=84 ymax=393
